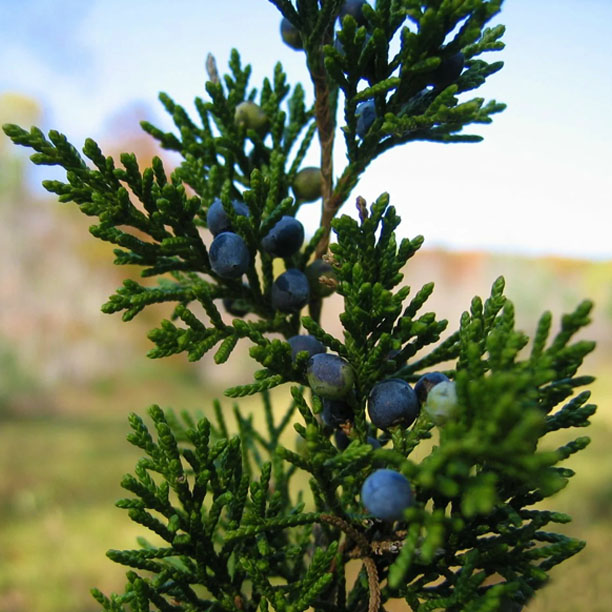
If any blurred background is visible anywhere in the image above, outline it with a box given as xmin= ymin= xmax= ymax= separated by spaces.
xmin=1 ymin=1 xmax=611 ymax=610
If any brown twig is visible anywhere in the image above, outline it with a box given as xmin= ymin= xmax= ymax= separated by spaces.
xmin=319 ymin=514 xmax=382 ymax=612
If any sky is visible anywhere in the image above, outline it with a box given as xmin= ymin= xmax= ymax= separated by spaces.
xmin=1 ymin=0 xmax=611 ymax=260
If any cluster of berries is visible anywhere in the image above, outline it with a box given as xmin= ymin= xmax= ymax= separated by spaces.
xmin=280 ymin=0 xmax=466 ymax=140
xmin=289 ymin=331 xmax=458 ymax=521
xmin=209 ymin=197 xmax=336 ymax=313
xmin=208 ymin=103 xmax=332 ymax=313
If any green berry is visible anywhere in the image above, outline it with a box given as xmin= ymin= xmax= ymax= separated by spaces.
xmin=234 ymin=101 xmax=269 ymax=136
xmin=292 ymin=167 xmax=323 ymax=203
xmin=424 ymin=380 xmax=458 ymax=424
xmin=280 ymin=18 xmax=303 ymax=50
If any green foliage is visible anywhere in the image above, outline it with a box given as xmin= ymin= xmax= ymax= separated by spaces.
xmin=2 ymin=1 xmax=597 ymax=611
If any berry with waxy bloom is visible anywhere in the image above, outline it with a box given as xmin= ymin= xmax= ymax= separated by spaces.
xmin=368 ymin=378 xmax=419 ymax=429
xmin=207 ymin=198 xmax=250 ymax=236
xmin=339 ymin=0 xmax=369 ymax=26
xmin=414 ymin=371 xmax=450 ymax=404
xmin=430 ymin=51 xmax=465 ymax=89
xmin=307 ymin=353 xmax=354 ymax=400
xmin=209 ymin=232 xmax=250 ymax=279
xmin=356 ymin=100 xmax=376 ymax=138
xmin=271 ymin=269 xmax=310 ymax=312
xmin=361 ymin=468 xmax=413 ymax=521
xmin=322 ymin=398 xmax=353 ymax=428
xmin=305 ymin=258 xmax=337 ymax=297
xmin=287 ymin=334 xmax=326 ymax=362
xmin=261 ymin=216 xmax=304 ymax=258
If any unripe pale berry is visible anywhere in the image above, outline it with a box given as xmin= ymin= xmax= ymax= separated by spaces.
xmin=209 ymin=232 xmax=250 ymax=279
xmin=280 ymin=17 xmax=303 ymax=50
xmin=207 ymin=198 xmax=250 ymax=236
xmin=414 ymin=371 xmax=450 ymax=404
xmin=424 ymin=380 xmax=458 ymax=424
xmin=261 ymin=216 xmax=305 ymax=258
xmin=271 ymin=269 xmax=310 ymax=312
xmin=361 ymin=468 xmax=413 ymax=521
xmin=292 ymin=167 xmax=323 ymax=203
xmin=234 ymin=101 xmax=269 ymax=135
xmin=307 ymin=353 xmax=354 ymax=400
xmin=287 ymin=334 xmax=326 ymax=362
xmin=368 ymin=378 xmax=419 ymax=429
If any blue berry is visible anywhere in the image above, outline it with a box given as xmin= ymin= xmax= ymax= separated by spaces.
xmin=307 ymin=354 xmax=354 ymax=400
xmin=261 ymin=216 xmax=305 ymax=258
xmin=234 ymin=101 xmax=269 ymax=136
xmin=223 ymin=297 xmax=251 ymax=317
xmin=271 ymin=269 xmax=310 ymax=312
xmin=207 ymin=198 xmax=249 ymax=236
xmin=361 ymin=468 xmax=413 ymax=521
xmin=430 ymin=51 xmax=465 ymax=89
xmin=322 ymin=398 xmax=353 ymax=428
xmin=209 ymin=232 xmax=250 ymax=279
xmin=287 ymin=334 xmax=326 ymax=362
xmin=335 ymin=430 xmax=380 ymax=451
xmin=305 ymin=259 xmax=337 ymax=297
xmin=339 ymin=0 xmax=369 ymax=26
xmin=368 ymin=378 xmax=419 ymax=429
xmin=280 ymin=18 xmax=303 ymax=50
xmin=292 ymin=167 xmax=322 ymax=203
xmin=386 ymin=348 xmax=407 ymax=368
xmin=356 ymin=100 xmax=376 ymax=138
xmin=414 ymin=372 xmax=450 ymax=404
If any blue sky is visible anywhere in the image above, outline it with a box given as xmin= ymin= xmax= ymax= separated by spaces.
xmin=1 ymin=0 xmax=611 ymax=259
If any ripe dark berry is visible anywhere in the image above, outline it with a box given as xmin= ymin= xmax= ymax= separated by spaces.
xmin=271 ymin=269 xmax=310 ymax=312
xmin=339 ymin=0 xmax=369 ymax=26
xmin=261 ymin=216 xmax=305 ymax=258
xmin=368 ymin=378 xmax=419 ymax=429
xmin=356 ymin=100 xmax=376 ymax=138
xmin=305 ymin=259 xmax=337 ymax=297
xmin=322 ymin=398 xmax=353 ymax=428
xmin=280 ymin=17 xmax=303 ymax=50
xmin=287 ymin=334 xmax=326 ymax=362
xmin=209 ymin=232 xmax=250 ymax=279
xmin=334 ymin=36 xmax=376 ymax=82
xmin=223 ymin=297 xmax=251 ymax=317
xmin=414 ymin=371 xmax=450 ymax=404
xmin=307 ymin=354 xmax=354 ymax=400
xmin=292 ymin=167 xmax=323 ymax=203
xmin=234 ymin=101 xmax=269 ymax=136
xmin=361 ymin=468 xmax=413 ymax=521
xmin=334 ymin=430 xmax=351 ymax=451
xmin=207 ymin=198 xmax=249 ymax=236
xmin=430 ymin=51 xmax=465 ymax=89
xmin=335 ymin=430 xmax=381 ymax=451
